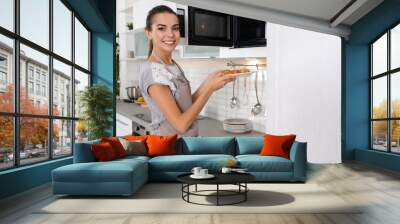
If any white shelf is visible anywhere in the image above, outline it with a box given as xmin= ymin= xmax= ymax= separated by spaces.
xmin=120 ymin=30 xmax=135 ymax=35
xmin=120 ymin=6 xmax=133 ymax=14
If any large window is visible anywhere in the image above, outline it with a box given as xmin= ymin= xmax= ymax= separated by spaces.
xmin=20 ymin=0 xmax=49 ymax=49
xmin=0 ymin=0 xmax=14 ymax=32
xmin=371 ymin=23 xmax=400 ymax=153
xmin=0 ymin=0 xmax=91 ymax=171
xmin=74 ymin=18 xmax=89 ymax=70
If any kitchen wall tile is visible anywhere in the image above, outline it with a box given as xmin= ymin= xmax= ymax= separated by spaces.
xmin=176 ymin=57 xmax=267 ymax=133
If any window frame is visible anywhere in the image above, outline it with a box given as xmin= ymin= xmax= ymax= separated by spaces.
xmin=0 ymin=71 xmax=7 ymax=85
xmin=370 ymin=21 xmax=400 ymax=154
xmin=0 ymin=53 xmax=8 ymax=88
xmin=0 ymin=0 xmax=92 ymax=171
xmin=0 ymin=53 xmax=7 ymax=68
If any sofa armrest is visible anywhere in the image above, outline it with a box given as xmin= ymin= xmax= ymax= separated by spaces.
xmin=289 ymin=141 xmax=307 ymax=181
xmin=73 ymin=140 xmax=100 ymax=163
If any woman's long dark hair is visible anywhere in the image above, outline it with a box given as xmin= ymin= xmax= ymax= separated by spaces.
xmin=145 ymin=5 xmax=178 ymax=58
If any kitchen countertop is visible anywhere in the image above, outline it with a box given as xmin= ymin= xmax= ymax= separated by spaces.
xmin=117 ymin=99 xmax=263 ymax=137
xmin=117 ymin=99 xmax=152 ymax=128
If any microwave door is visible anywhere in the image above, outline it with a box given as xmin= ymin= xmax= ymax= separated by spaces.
xmin=234 ymin=16 xmax=266 ymax=48
xmin=188 ymin=7 xmax=233 ymax=47
xmin=194 ymin=14 xmax=228 ymax=39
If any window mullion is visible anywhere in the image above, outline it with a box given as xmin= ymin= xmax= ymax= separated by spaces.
xmin=370 ymin=45 xmax=373 ymax=149
xmin=48 ymin=0 xmax=54 ymax=160
xmin=388 ymin=30 xmax=391 ymax=153
xmin=71 ymin=10 xmax=76 ymax=154
xmin=13 ymin=0 xmax=20 ymax=167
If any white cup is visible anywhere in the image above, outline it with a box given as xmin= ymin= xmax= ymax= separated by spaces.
xmin=221 ymin=167 xmax=232 ymax=174
xmin=200 ymin=169 xmax=208 ymax=176
xmin=191 ymin=167 xmax=202 ymax=176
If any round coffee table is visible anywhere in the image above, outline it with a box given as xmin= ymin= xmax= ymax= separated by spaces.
xmin=177 ymin=172 xmax=255 ymax=206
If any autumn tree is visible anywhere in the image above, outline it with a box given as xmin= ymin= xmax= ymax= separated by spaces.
xmin=0 ymin=84 xmax=60 ymax=151
xmin=0 ymin=85 xmax=14 ymax=149
xmin=372 ymin=100 xmax=387 ymax=140
xmin=372 ymin=99 xmax=400 ymax=143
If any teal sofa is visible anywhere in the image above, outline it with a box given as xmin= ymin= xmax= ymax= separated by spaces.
xmin=52 ymin=136 xmax=307 ymax=196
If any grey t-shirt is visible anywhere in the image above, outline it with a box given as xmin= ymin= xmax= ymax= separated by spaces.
xmin=138 ymin=60 xmax=199 ymax=137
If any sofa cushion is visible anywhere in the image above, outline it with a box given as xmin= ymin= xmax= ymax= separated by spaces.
xmin=148 ymin=154 xmax=235 ymax=172
xmin=177 ymin=137 xmax=235 ymax=155
xmin=118 ymin=138 xmax=147 ymax=156
xmin=236 ymin=155 xmax=293 ymax=172
xmin=101 ymin=137 xmax=127 ymax=158
xmin=235 ymin=136 xmax=264 ymax=155
xmin=91 ymin=142 xmax=118 ymax=161
xmin=73 ymin=139 xmax=100 ymax=163
xmin=52 ymin=158 xmax=147 ymax=183
xmin=147 ymin=134 xmax=178 ymax=157
xmin=260 ymin=134 xmax=296 ymax=159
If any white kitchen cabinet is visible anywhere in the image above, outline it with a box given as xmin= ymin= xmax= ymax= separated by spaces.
xmin=219 ymin=46 xmax=267 ymax=58
xmin=179 ymin=45 xmax=267 ymax=59
xmin=116 ymin=113 xmax=133 ymax=136
xmin=134 ymin=28 xmax=149 ymax=58
xmin=182 ymin=45 xmax=220 ymax=58
xmin=119 ymin=31 xmax=135 ymax=58
xmin=180 ymin=46 xmax=267 ymax=59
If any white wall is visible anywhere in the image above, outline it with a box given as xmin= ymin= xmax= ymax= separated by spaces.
xmin=133 ymin=0 xmax=177 ymax=29
xmin=119 ymin=59 xmax=143 ymax=99
xmin=265 ymin=23 xmax=342 ymax=163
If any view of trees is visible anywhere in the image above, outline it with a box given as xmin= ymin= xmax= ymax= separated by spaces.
xmin=0 ymin=84 xmax=59 ymax=151
xmin=372 ymin=99 xmax=400 ymax=147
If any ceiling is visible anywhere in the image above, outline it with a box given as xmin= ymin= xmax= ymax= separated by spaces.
xmin=221 ymin=0 xmax=384 ymax=26
xmin=223 ymin=0 xmax=354 ymax=24
xmin=172 ymin=0 xmax=384 ymax=38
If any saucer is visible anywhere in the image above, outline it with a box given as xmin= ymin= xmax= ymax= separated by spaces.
xmin=190 ymin=174 xmax=215 ymax=179
xmin=232 ymin=170 xmax=249 ymax=174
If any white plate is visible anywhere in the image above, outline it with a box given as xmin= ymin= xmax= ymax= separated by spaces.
xmin=190 ymin=174 xmax=215 ymax=179
xmin=223 ymin=118 xmax=251 ymax=125
xmin=225 ymin=71 xmax=255 ymax=78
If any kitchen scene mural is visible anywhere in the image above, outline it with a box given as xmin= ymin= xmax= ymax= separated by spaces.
xmin=116 ymin=0 xmax=267 ymax=137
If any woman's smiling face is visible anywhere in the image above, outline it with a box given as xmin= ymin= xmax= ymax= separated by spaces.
xmin=146 ymin=12 xmax=180 ymax=54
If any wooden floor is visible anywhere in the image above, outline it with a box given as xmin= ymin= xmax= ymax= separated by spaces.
xmin=1 ymin=162 xmax=400 ymax=224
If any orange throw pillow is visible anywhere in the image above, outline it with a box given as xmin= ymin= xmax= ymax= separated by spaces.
xmin=91 ymin=142 xmax=117 ymax=161
xmin=260 ymin=134 xmax=296 ymax=159
xmin=146 ymin=134 xmax=178 ymax=157
xmin=124 ymin=135 xmax=148 ymax=141
xmin=101 ymin=137 xmax=127 ymax=158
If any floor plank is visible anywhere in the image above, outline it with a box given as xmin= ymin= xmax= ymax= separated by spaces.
xmin=1 ymin=162 xmax=400 ymax=224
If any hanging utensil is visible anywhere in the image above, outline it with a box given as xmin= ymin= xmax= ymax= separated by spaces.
xmin=242 ymin=73 xmax=247 ymax=104
xmin=260 ymin=69 xmax=266 ymax=114
xmin=251 ymin=65 xmax=262 ymax=115
xmin=230 ymin=78 xmax=238 ymax=109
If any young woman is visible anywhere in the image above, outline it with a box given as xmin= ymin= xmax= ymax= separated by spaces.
xmin=139 ymin=5 xmax=236 ymax=137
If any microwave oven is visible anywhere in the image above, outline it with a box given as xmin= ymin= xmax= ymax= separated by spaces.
xmin=188 ymin=6 xmax=233 ymax=47
xmin=233 ymin=16 xmax=266 ymax=48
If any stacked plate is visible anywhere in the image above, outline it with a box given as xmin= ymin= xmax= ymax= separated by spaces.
xmin=222 ymin=118 xmax=252 ymax=133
